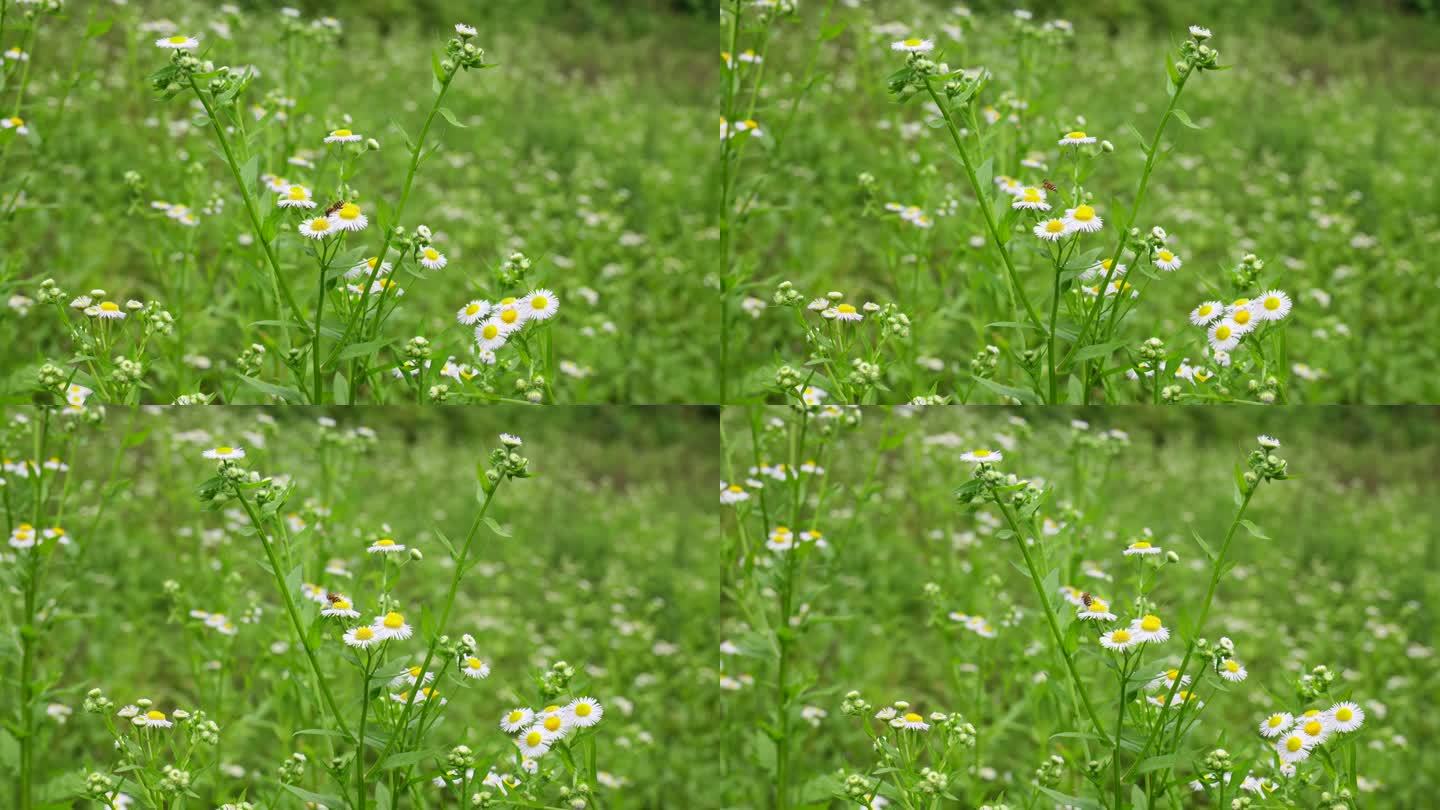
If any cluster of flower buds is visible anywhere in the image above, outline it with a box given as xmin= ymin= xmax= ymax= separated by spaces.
xmin=1243 ymin=435 xmax=1289 ymax=490
xmin=840 ymin=690 xmax=873 ymax=717
xmin=1297 ymin=664 xmax=1337 ymax=700
xmin=538 ymin=660 xmax=576 ymax=699
xmin=445 ymin=24 xmax=488 ymax=72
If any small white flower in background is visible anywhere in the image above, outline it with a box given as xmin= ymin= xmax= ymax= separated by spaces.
xmin=277 ymin=184 xmax=315 ymax=209
xmin=155 ymin=34 xmax=198 ymax=50
xmin=2 ymin=116 xmax=29 ymax=136
xmin=135 ymin=709 xmax=173 ymax=729
xmin=202 ymin=445 xmax=245 ymax=460
xmin=324 ymin=128 xmax=362 ymax=144
xmin=720 ymin=482 xmax=750 ymax=505
xmin=890 ymin=37 xmax=934 ymax=53
xmin=960 ymin=448 xmax=1001 ymax=464
xmin=418 ymin=246 xmax=447 ymax=270
xmin=455 ymin=23 xmax=477 ymax=38
xmin=1058 ymin=130 xmax=1097 ymax=146
xmin=93 ymin=301 xmax=127 ymax=320
xmin=1153 ymin=248 xmax=1182 ymax=271
xmin=367 ymin=537 xmax=406 ymax=554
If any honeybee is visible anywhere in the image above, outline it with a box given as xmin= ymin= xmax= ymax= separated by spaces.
xmin=325 ymin=592 xmax=344 ymax=605
xmin=323 ymin=200 xmax=345 ymax=217
xmin=1080 ymin=592 xmax=1095 ymax=608
xmin=1042 ymin=179 xmax=1059 ymax=192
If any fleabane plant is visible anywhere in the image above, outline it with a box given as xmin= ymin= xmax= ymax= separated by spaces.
xmin=877 ymin=23 xmax=1235 ymax=404
xmin=138 ymin=22 xmax=563 ymax=405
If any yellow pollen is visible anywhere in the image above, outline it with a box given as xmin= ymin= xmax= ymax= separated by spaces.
xmin=1264 ymin=296 xmax=1281 ymax=310
xmin=288 ymin=185 xmax=307 ymax=199
xmin=500 ymin=297 xmax=517 ymax=305
xmin=1215 ymin=325 xmax=1232 ymax=340
xmin=310 ymin=217 xmax=331 ymax=231
xmin=542 ymin=705 xmax=559 ymax=714
xmin=1158 ymin=249 xmax=1174 ymax=261
xmin=1232 ymin=298 xmax=1250 ymax=307
xmin=1225 ymin=660 xmax=1240 ymax=672
xmin=167 ymin=36 xmax=189 ymax=44
xmin=383 ymin=612 xmax=405 ymax=629
xmin=1286 ymin=736 xmax=1303 ymax=752
xmin=544 ymin=716 xmax=562 ymax=731
xmin=903 ymin=38 xmax=923 ymax=47
xmin=331 ymin=128 xmax=352 ymax=137
xmin=376 ymin=538 xmax=395 ymax=546
xmin=525 ymin=731 xmax=543 ymax=746
xmin=1112 ymin=629 xmax=1131 ymax=642
xmin=1198 ymin=304 xmax=1213 ymax=315
xmin=423 ymin=248 xmax=439 ymax=260
xmin=1166 ymin=669 xmax=1179 ymax=680
xmin=508 ymin=711 xmax=524 ymax=722
xmin=1336 ymin=707 xmax=1353 ymax=721
xmin=1045 ymin=219 xmax=1066 ymax=233
xmin=481 ymin=324 xmax=500 ymax=340
xmin=146 ymin=710 xmax=166 ymax=720
xmin=466 ymin=657 xmax=482 ymax=669
xmin=1072 ymin=204 xmax=1096 ymax=221
xmin=1131 ymin=541 xmax=1151 ymax=549
xmin=575 ymin=703 xmax=592 ymax=717
xmin=1268 ymin=715 xmax=1285 ymax=727
xmin=1066 ymin=130 xmax=1087 ymax=139
xmin=837 ymin=303 xmax=857 ymax=314
xmin=1233 ymin=309 xmax=1252 ymax=325
xmin=727 ymin=484 xmax=743 ymax=492
xmin=338 ymin=203 xmax=360 ymax=220
xmin=531 ymin=296 xmax=549 ymax=309
xmin=1023 ymin=188 xmax=1041 ymax=202
xmin=972 ymin=449 xmax=991 ymax=457
xmin=501 ymin=309 xmax=519 ymax=324
xmin=1304 ymin=721 xmax=1322 ymax=735
xmin=408 ymin=666 xmax=422 ymax=677
xmin=355 ymin=626 xmax=375 ymax=640
xmin=466 ymin=304 xmax=480 ymax=315
xmin=100 ymin=301 xmax=120 ymax=312
xmin=903 ymin=712 xmax=924 ymax=723
xmin=334 ymin=600 xmax=350 ymax=610
xmin=1140 ymin=615 xmax=1162 ymax=632
xmin=216 ymin=446 xmax=233 ymax=454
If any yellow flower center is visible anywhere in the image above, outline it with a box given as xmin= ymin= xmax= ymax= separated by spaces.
xmin=423 ymin=248 xmax=439 ymax=260
xmin=575 ymin=703 xmax=592 ymax=717
xmin=500 ymin=309 xmax=519 ymax=324
xmin=1111 ymin=629 xmax=1131 ymax=643
xmin=727 ymin=484 xmax=743 ymax=493
xmin=383 ymin=612 xmax=405 ymax=629
xmin=544 ymin=715 xmax=562 ymax=732
xmin=1045 ymin=219 xmax=1065 ymax=233
xmin=147 ymin=710 xmax=166 ymax=720
xmin=288 ymin=185 xmax=307 ymax=199
xmin=1286 ymin=736 xmax=1304 ymax=752
xmin=1233 ymin=298 xmax=1250 ymax=307
xmin=972 ymin=449 xmax=991 ymax=457
xmin=508 ymin=711 xmax=525 ymax=722
xmin=376 ymin=538 xmax=395 ymax=547
xmin=355 ymin=626 xmax=375 ymax=640
xmin=1022 ymin=188 xmax=1041 ymax=202
xmin=1304 ymin=721 xmax=1322 ymax=736
xmin=1197 ymin=304 xmax=1213 ymax=316
xmin=1166 ymin=669 xmax=1179 ymax=680
xmin=1225 ymin=660 xmax=1239 ymax=672
xmin=903 ymin=38 xmax=923 ymax=47
xmin=1072 ymin=205 xmax=1096 ymax=221
xmin=1158 ymin=249 xmax=1174 ymax=262
xmin=1264 ymin=296 xmax=1281 ymax=310
xmin=1131 ymin=541 xmax=1151 ymax=549
xmin=1066 ymin=130 xmax=1087 ymax=139
xmin=481 ymin=324 xmax=500 ymax=340
xmin=501 ymin=297 xmax=517 ymax=305
xmin=1090 ymin=599 xmax=1107 ymax=612
xmin=1140 ymin=615 xmax=1162 ymax=632
xmin=338 ymin=203 xmax=360 ymax=220
xmin=1233 ymin=309 xmax=1252 ymax=325
xmin=1336 ymin=707 xmax=1353 ymax=721
xmin=1214 ymin=325 xmax=1232 ymax=340
xmin=465 ymin=304 xmax=480 ymax=315
xmin=331 ymin=128 xmax=352 ymax=137
xmin=466 ymin=657 xmax=482 ymax=669
xmin=167 ymin=35 xmax=189 ymax=44
xmin=836 ymin=303 xmax=857 ymax=314
xmin=903 ymin=712 xmax=924 ymax=723
xmin=100 ymin=301 xmax=120 ymax=312
xmin=542 ymin=705 xmax=559 ymax=714
xmin=525 ymin=731 xmax=543 ymax=746
xmin=216 ymin=446 xmax=233 ymax=454
xmin=408 ymin=666 xmax=422 ymax=677
xmin=1268 ymin=715 xmax=1285 ymax=728
xmin=531 ymin=296 xmax=549 ymax=309
xmin=334 ymin=600 xmax=350 ymax=610
xmin=309 ymin=217 xmax=331 ymax=231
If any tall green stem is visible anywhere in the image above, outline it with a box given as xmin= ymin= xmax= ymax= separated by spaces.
xmin=717 ymin=1 xmax=742 ymax=403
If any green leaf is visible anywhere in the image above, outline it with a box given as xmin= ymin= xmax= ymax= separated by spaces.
xmin=240 ymin=154 xmax=260 ymax=193
xmin=1070 ymin=341 xmax=1127 ymax=363
xmin=1123 ymin=122 xmax=1150 ymax=155
xmin=280 ymin=784 xmax=344 ymax=806
xmin=332 ymin=372 xmax=349 ymax=405
xmin=482 ymin=515 xmax=512 ymax=538
xmin=1239 ymin=519 xmax=1270 ymax=540
xmin=1135 ymin=753 xmax=1181 ymax=774
xmin=974 ymin=156 xmax=994 ymax=200
xmin=432 ymin=528 xmax=458 ymax=561
xmin=1035 ymin=785 xmax=1101 ymax=809
xmin=973 ymin=377 xmax=1041 ymax=404
xmin=1171 ymin=108 xmax=1203 ymax=129
xmin=438 ymin=107 xmax=468 ymax=128
xmin=379 ymin=748 xmax=438 ymax=770
xmin=1189 ymin=528 xmax=1216 ymax=562
xmin=431 ymin=51 xmax=446 ymax=84
xmin=335 ymin=338 xmax=394 ymax=361
xmin=236 ymin=375 xmax=305 ymax=404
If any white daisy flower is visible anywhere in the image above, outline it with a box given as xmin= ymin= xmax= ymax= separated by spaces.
xmin=565 ymin=697 xmax=603 ymax=727
xmin=155 ymin=35 xmax=199 ymax=50
xmin=202 ymin=445 xmax=245 ymax=460
xmin=896 ymin=711 xmax=929 ymax=731
xmin=1218 ymin=659 xmax=1247 ymax=682
xmin=332 ymin=202 xmax=368 ymax=232
xmin=324 ymin=128 xmax=362 ymax=144
xmin=960 ymin=448 xmax=1002 ymax=464
xmin=492 ymin=300 xmax=528 ymax=332
xmin=419 ymin=246 xmax=448 ymax=270
xmin=475 ymin=319 xmax=509 ymax=352
xmin=346 ymin=256 xmax=393 ymax=280
xmin=1189 ymin=300 xmax=1223 ymax=326
xmin=1227 ymin=303 xmax=1258 ymax=333
xmin=460 ymin=656 xmax=491 ymax=679
xmin=1129 ymin=614 xmax=1170 ymax=644
xmin=891 ymin=37 xmax=934 ymax=53
xmin=135 ymin=710 xmax=173 ymax=729
xmin=1063 ymin=204 xmax=1104 ymax=233
xmin=1058 ymin=130 xmax=1097 ymax=146
xmin=278 ymin=184 xmax=315 ymax=209
xmin=516 ymin=727 xmax=551 ymax=759
xmin=321 ymin=597 xmax=360 ymax=618
xmin=456 ymin=300 xmax=491 ymax=325
xmin=2 ymin=116 xmax=29 ymax=136
xmin=720 ymin=482 xmax=750 ymax=505
xmin=1099 ymin=627 xmax=1138 ymax=652
xmin=1124 ymin=540 xmax=1162 ymax=556
xmin=1012 ymin=187 xmax=1050 ymax=211
xmin=1189 ymin=26 xmax=1212 ymax=39
xmin=94 ymin=301 xmax=127 ymax=320
xmin=1295 ymin=713 xmax=1333 ymax=747
xmin=1150 ymin=669 xmax=1191 ymax=691
xmin=534 ymin=709 xmax=570 ymax=740
xmin=767 ymin=526 xmax=795 ymax=552
xmin=521 ymin=289 xmax=559 ymax=321
xmin=1153 ymin=248 xmax=1182 ymax=271
xmin=372 ymin=611 xmax=413 ymax=641
xmin=1034 ymin=218 xmax=1069 ymax=241
xmin=1254 ymin=289 xmax=1292 ymax=321
xmin=1207 ymin=320 xmax=1241 ymax=352
xmin=500 ymin=707 xmax=534 ymax=733
xmin=298 ymin=215 xmax=337 ymax=240
xmin=826 ymin=303 xmax=863 ymax=322
xmin=455 ymin=23 xmax=478 ymax=37
xmin=1257 ymin=434 xmax=1281 ymax=449
xmin=367 ymin=537 xmax=406 ymax=554
xmin=499 ymin=433 xmax=523 ymax=447
xmin=1259 ymin=712 xmax=1294 ymax=738
xmin=1276 ymin=732 xmax=1312 ymax=764
xmin=1076 ymin=597 xmax=1116 ymax=622
xmin=1327 ymin=701 xmax=1364 ymax=733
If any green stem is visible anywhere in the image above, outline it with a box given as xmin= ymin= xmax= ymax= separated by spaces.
xmin=717 ymin=1 xmax=742 ymax=403
xmin=356 ymin=651 xmax=372 ymax=810
xmin=924 ymin=83 xmax=1043 ymax=333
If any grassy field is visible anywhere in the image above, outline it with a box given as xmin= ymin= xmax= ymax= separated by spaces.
xmin=1 ymin=405 xmax=720 ymax=808
xmin=720 ymin=405 xmax=1438 ymax=808
xmin=719 ymin=1 xmax=1440 ymax=404
xmin=0 ymin=1 xmax=713 ymax=404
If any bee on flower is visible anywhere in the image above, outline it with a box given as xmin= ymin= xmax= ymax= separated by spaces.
xmin=331 ymin=202 xmax=368 ymax=232
xmin=1011 ymin=186 xmax=1050 ymax=211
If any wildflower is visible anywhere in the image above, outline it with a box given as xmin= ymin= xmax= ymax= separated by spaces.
xmin=278 ymin=184 xmax=315 ymax=209
xmin=896 ymin=712 xmax=929 ymax=731
xmin=324 ymin=128 xmax=362 ymax=144
xmin=1130 ymin=614 xmax=1170 ymax=644
xmin=298 ymin=216 xmax=336 ymax=239
xmin=475 ymin=319 xmax=508 ymax=352
xmin=827 ymin=303 xmax=863 ymax=322
xmin=1328 ymin=701 xmax=1364 ymax=733
xmin=499 ymin=433 xmax=523 ymax=447
xmin=1295 ymin=714 xmax=1333 ymax=747
xmin=332 ymin=202 xmax=368 ymax=232
xmin=1150 ymin=669 xmax=1191 ymax=691
xmin=1063 ymin=204 xmax=1104 ymax=233
xmin=891 ymin=37 xmax=934 ymax=53
xmin=1077 ymin=597 xmax=1116 ymax=622
xmin=202 ymin=446 xmax=245 ymax=460
xmin=1218 ymin=659 xmax=1247 ymax=682
xmin=460 ymin=657 xmax=491 ymax=679
xmin=501 ymin=708 xmax=534 ymax=733
xmin=455 ymin=23 xmax=478 ymax=38
xmin=367 ymin=537 xmax=407 ymax=554
xmin=767 ymin=526 xmax=795 ymax=552
xmin=1259 ymin=712 xmax=1294 ymax=738
xmin=1124 ymin=540 xmax=1162 ymax=556
xmin=566 ymin=697 xmax=603 ymax=727
xmin=1254 ymin=289 xmax=1292 ymax=321
xmin=1154 ymin=248 xmax=1182 ymax=271
xmin=419 ymin=247 xmax=448 ymax=270
xmin=1059 ymin=130 xmax=1097 ymax=146
xmin=1189 ymin=300 xmax=1223 ymax=326
xmin=321 ymin=597 xmax=360 ymax=618
xmin=1012 ymin=187 xmax=1050 ymax=211
xmin=343 ymin=625 xmax=380 ymax=648
xmin=1100 ymin=628 xmax=1137 ymax=652
xmin=516 ymin=727 xmax=550 ymax=758
xmin=720 ymin=483 xmax=750 ymax=505
xmin=1228 ymin=305 xmax=1258 ymax=332
xmin=1189 ymin=25 xmax=1213 ymax=39
xmin=960 ymin=448 xmax=1001 ymax=464
xmin=373 ymin=611 xmax=413 ymax=641
xmin=456 ymin=300 xmax=491 ymax=325
xmin=1258 ymin=434 xmax=1281 ymax=449
xmin=1276 ymin=732 xmax=1312 ymax=763
xmin=2 ymin=116 xmax=29 ymax=136
xmin=1207 ymin=320 xmax=1241 ymax=352
xmin=522 ymin=289 xmax=560 ymax=321
xmin=1034 ymin=218 xmax=1069 ymax=241
xmin=136 ymin=710 xmax=173 ymax=729
xmin=155 ymin=35 xmax=199 ymax=50
xmin=9 ymin=523 xmax=37 ymax=550
xmin=94 ymin=301 xmax=127 ymax=320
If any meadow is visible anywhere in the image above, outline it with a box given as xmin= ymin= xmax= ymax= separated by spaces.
xmin=0 ymin=404 xmax=720 ymax=808
xmin=720 ymin=404 xmax=1438 ymax=808
xmin=719 ymin=1 xmax=1440 ymax=405
xmin=0 ymin=1 xmax=713 ymax=404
